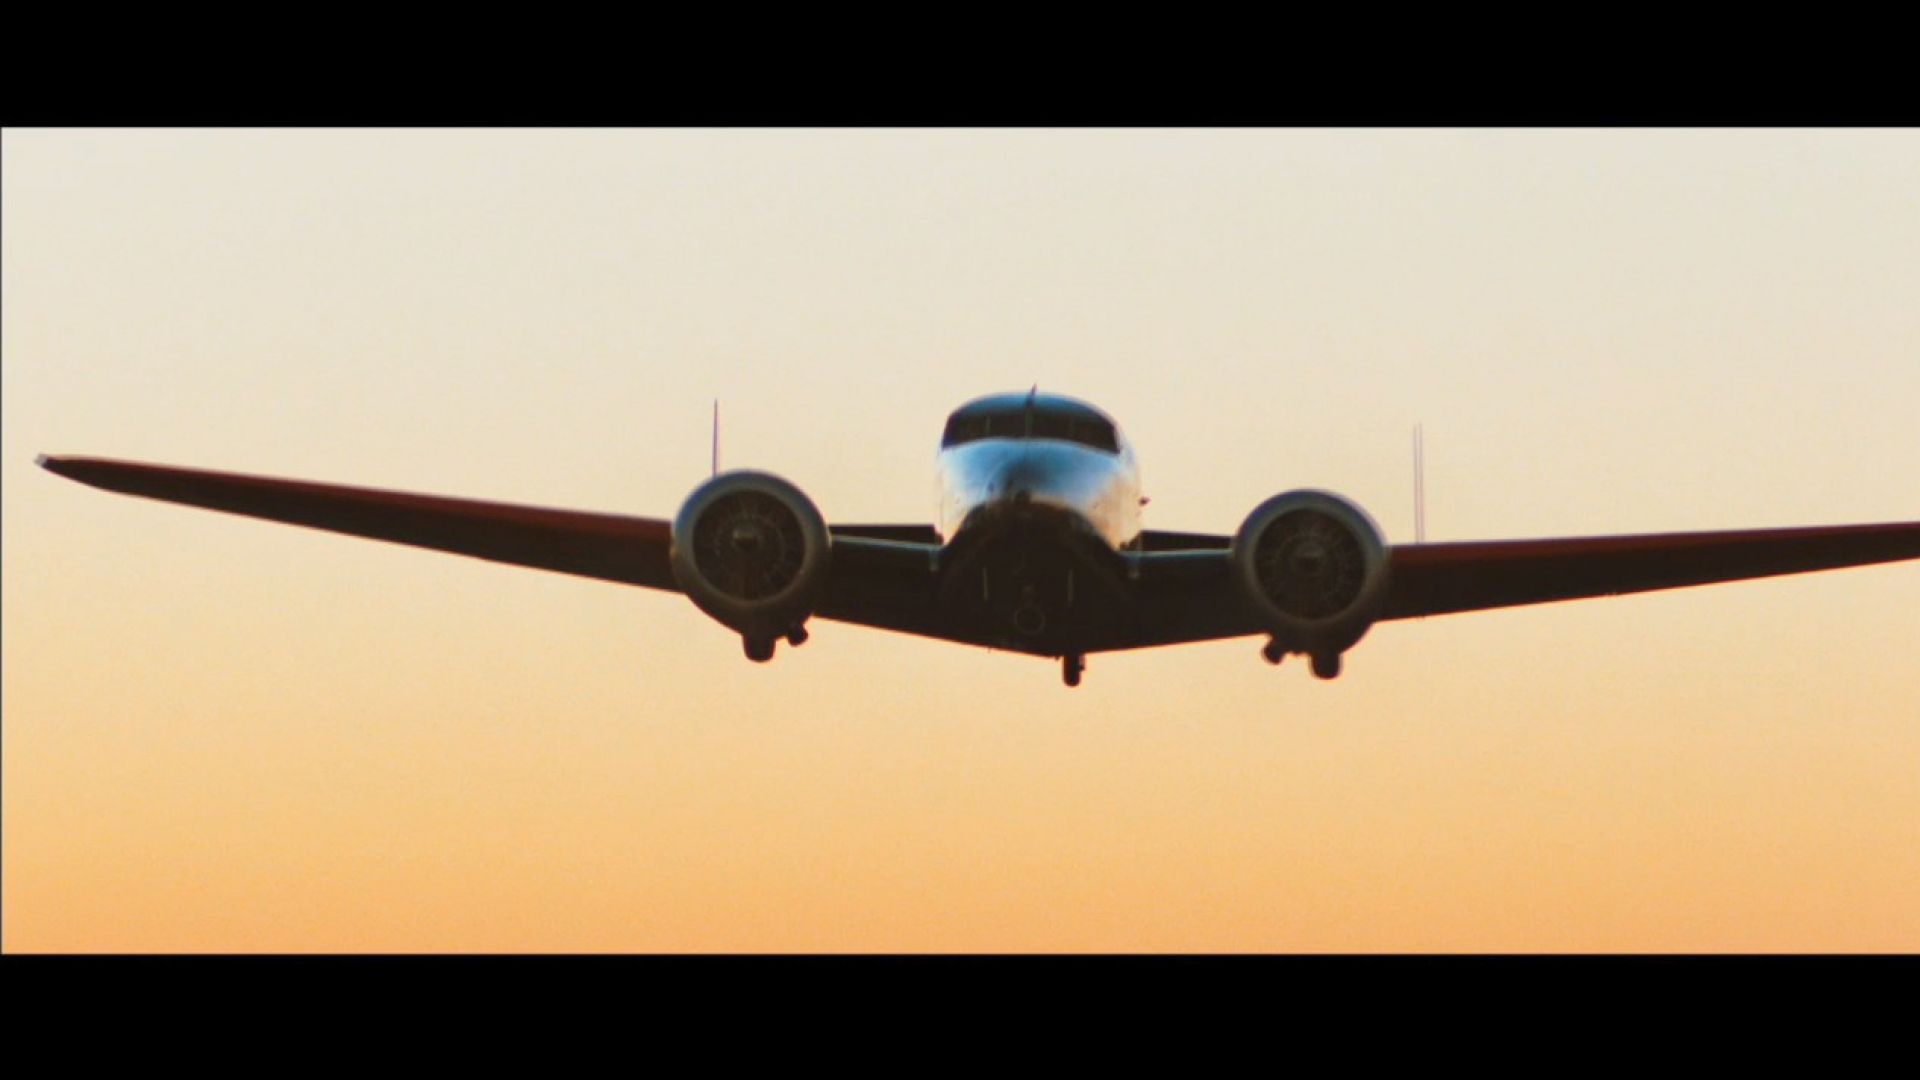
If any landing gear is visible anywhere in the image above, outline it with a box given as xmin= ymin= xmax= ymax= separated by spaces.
xmin=1062 ymin=653 xmax=1085 ymax=688
xmin=743 ymin=623 xmax=807 ymax=662
xmin=1260 ymin=639 xmax=1342 ymax=679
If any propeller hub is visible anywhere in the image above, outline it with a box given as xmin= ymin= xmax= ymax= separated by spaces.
xmin=730 ymin=520 xmax=766 ymax=554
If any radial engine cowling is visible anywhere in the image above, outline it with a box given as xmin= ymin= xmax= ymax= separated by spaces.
xmin=670 ymin=470 xmax=831 ymax=649
xmin=1231 ymin=489 xmax=1391 ymax=656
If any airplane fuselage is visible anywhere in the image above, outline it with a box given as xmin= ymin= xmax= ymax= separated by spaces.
xmin=930 ymin=393 xmax=1144 ymax=654
xmin=937 ymin=435 xmax=1142 ymax=549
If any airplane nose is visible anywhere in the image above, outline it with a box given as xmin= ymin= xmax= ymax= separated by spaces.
xmin=994 ymin=460 xmax=1045 ymax=502
xmin=975 ymin=449 xmax=1087 ymax=523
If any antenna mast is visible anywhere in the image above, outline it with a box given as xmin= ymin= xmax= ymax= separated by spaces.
xmin=1413 ymin=423 xmax=1427 ymax=544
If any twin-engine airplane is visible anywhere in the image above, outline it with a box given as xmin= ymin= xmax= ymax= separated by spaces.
xmin=40 ymin=391 xmax=1920 ymax=687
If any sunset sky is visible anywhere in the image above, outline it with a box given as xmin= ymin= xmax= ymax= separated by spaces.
xmin=4 ymin=129 xmax=1916 ymax=951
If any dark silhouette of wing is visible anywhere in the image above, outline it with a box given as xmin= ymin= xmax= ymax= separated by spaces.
xmin=37 ymin=455 xmax=678 ymax=590
xmin=829 ymin=524 xmax=942 ymax=545
xmin=1381 ymin=523 xmax=1920 ymax=620
xmin=35 ymin=455 xmax=964 ymax=640
xmin=1109 ymin=521 xmax=1920 ymax=648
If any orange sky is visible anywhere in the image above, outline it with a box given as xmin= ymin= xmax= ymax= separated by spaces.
xmin=4 ymin=129 xmax=1916 ymax=951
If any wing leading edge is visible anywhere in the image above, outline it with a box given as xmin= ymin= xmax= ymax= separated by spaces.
xmin=37 ymin=455 xmax=679 ymax=590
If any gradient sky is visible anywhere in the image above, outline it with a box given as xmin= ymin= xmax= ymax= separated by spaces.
xmin=4 ymin=129 xmax=1916 ymax=952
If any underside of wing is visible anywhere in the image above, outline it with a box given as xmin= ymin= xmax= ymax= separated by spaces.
xmin=38 ymin=456 xmax=679 ymax=590
xmin=40 ymin=455 xmax=972 ymax=643
xmin=829 ymin=523 xmax=942 ymax=545
xmin=1133 ymin=528 xmax=1232 ymax=552
xmin=1015 ymin=519 xmax=1920 ymax=650
xmin=1124 ymin=548 xmax=1263 ymax=648
xmin=816 ymin=534 xmax=958 ymax=641
xmin=821 ymin=533 xmax=1260 ymax=654
xmin=1383 ymin=522 xmax=1920 ymax=620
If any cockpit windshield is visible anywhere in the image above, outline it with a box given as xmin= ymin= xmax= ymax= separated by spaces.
xmin=941 ymin=398 xmax=1119 ymax=454
xmin=941 ymin=409 xmax=1022 ymax=447
xmin=1031 ymin=410 xmax=1119 ymax=453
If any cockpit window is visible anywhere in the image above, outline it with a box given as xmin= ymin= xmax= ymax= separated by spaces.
xmin=1031 ymin=410 xmax=1119 ymax=453
xmin=941 ymin=406 xmax=1119 ymax=454
xmin=941 ymin=410 xmax=1021 ymax=448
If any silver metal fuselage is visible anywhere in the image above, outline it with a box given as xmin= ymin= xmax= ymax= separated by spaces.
xmin=936 ymin=434 xmax=1142 ymax=550
xmin=929 ymin=429 xmax=1144 ymax=654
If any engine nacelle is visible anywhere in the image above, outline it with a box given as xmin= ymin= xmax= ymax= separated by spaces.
xmin=670 ymin=470 xmax=830 ymax=650
xmin=1231 ymin=489 xmax=1391 ymax=657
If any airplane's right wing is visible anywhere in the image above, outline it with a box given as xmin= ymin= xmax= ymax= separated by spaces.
xmin=37 ymin=455 xmax=681 ymax=591
xmin=36 ymin=454 xmax=994 ymax=648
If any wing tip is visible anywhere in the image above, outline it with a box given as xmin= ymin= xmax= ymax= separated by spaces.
xmin=37 ymin=454 xmax=96 ymax=483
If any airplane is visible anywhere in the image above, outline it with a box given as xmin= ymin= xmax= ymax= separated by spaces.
xmin=38 ymin=390 xmax=1920 ymax=687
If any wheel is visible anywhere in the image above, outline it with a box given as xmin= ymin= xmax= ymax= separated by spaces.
xmin=1309 ymin=652 xmax=1342 ymax=680
xmin=1261 ymin=639 xmax=1286 ymax=665
xmin=785 ymin=625 xmax=809 ymax=647
xmin=1062 ymin=653 xmax=1085 ymax=688
xmin=743 ymin=636 xmax=776 ymax=663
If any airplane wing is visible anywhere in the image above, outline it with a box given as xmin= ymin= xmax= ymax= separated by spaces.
xmin=1126 ymin=521 xmax=1920 ymax=646
xmin=37 ymin=455 xmax=681 ymax=590
xmin=1379 ymin=523 xmax=1920 ymax=620
xmin=36 ymin=455 xmax=959 ymax=639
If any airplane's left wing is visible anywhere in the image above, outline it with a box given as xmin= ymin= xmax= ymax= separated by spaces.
xmin=37 ymin=456 xmax=681 ymax=590
xmin=1121 ymin=521 xmax=1920 ymax=650
xmin=1380 ymin=522 xmax=1920 ymax=620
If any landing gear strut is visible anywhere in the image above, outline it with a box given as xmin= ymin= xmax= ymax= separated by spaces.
xmin=1309 ymin=652 xmax=1342 ymax=680
xmin=1062 ymin=653 xmax=1085 ymax=688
